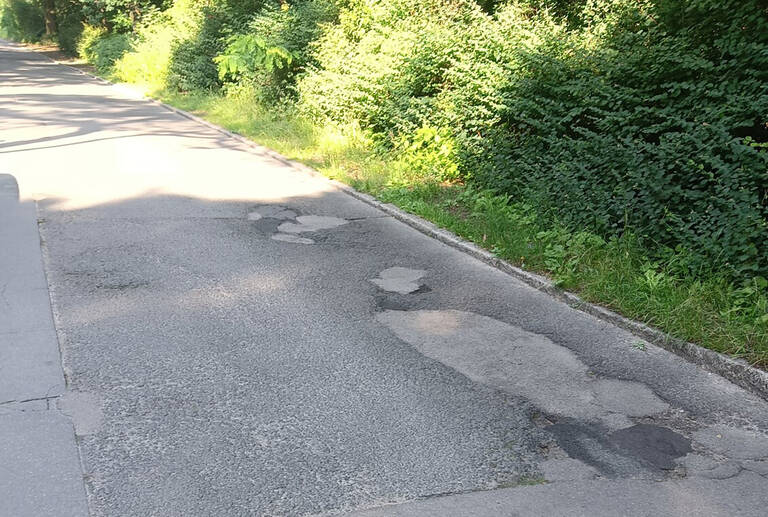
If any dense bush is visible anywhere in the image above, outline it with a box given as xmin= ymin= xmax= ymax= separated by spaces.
xmin=54 ymin=0 xmax=84 ymax=54
xmin=0 ymin=0 xmax=44 ymax=42
xmin=115 ymin=0 xmax=265 ymax=92
xmin=77 ymin=24 xmax=131 ymax=73
xmin=299 ymin=0 xmax=475 ymax=128
xmin=166 ymin=5 xmax=234 ymax=92
xmin=480 ymin=0 xmax=768 ymax=279
xmin=214 ymin=0 xmax=339 ymax=101
xmin=112 ymin=2 xmax=197 ymax=88
xmin=79 ymin=0 xmax=168 ymax=33
xmin=298 ymin=0 xmax=768 ymax=280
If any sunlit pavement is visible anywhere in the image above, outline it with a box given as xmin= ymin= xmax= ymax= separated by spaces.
xmin=2 ymin=40 xmax=768 ymax=517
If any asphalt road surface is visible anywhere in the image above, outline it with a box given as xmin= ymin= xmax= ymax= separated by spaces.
xmin=2 ymin=40 xmax=768 ymax=517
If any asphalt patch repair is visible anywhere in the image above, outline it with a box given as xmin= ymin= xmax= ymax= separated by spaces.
xmin=248 ymin=204 xmax=349 ymax=244
xmin=609 ymin=424 xmax=692 ymax=470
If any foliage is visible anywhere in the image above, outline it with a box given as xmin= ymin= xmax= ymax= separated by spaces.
xmin=298 ymin=0 xmax=768 ymax=281
xmin=215 ymin=33 xmax=293 ymax=80
xmin=112 ymin=2 xmax=197 ymax=88
xmin=54 ymin=0 xmax=84 ymax=54
xmin=79 ymin=0 xmax=169 ymax=32
xmin=166 ymin=5 xmax=234 ymax=92
xmin=77 ymin=24 xmax=131 ymax=73
xmin=298 ymin=0 xmax=481 ymax=127
xmin=0 ymin=0 xmax=44 ymax=42
xmin=390 ymin=126 xmax=460 ymax=186
xmin=473 ymin=0 xmax=768 ymax=280
xmin=215 ymin=0 xmax=339 ymax=101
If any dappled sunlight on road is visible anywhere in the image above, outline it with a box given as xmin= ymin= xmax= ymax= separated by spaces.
xmin=0 ymin=45 xmax=337 ymax=210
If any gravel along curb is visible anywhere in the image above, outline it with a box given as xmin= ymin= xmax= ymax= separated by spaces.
xmin=36 ymin=46 xmax=768 ymax=401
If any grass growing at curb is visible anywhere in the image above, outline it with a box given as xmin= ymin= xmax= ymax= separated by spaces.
xmin=157 ymin=90 xmax=768 ymax=369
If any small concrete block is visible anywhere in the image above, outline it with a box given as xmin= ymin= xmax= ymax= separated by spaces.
xmin=0 ymin=329 xmax=65 ymax=401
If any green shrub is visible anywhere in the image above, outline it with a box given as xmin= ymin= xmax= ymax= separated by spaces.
xmin=166 ymin=5 xmax=242 ymax=92
xmin=298 ymin=0 xmax=768 ymax=281
xmin=214 ymin=0 xmax=339 ymax=101
xmin=470 ymin=0 xmax=768 ymax=279
xmin=113 ymin=4 xmax=195 ymax=89
xmin=80 ymin=0 xmax=167 ymax=33
xmin=0 ymin=0 xmax=44 ymax=42
xmin=78 ymin=24 xmax=131 ymax=73
xmin=299 ymin=0 xmax=475 ymax=125
xmin=116 ymin=0 xmax=267 ymax=92
xmin=55 ymin=0 xmax=84 ymax=55
xmin=390 ymin=126 xmax=460 ymax=186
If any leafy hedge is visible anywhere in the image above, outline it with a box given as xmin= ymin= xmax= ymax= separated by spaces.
xmin=0 ymin=0 xmax=44 ymax=42
xmin=77 ymin=25 xmax=131 ymax=74
xmin=297 ymin=0 xmax=768 ymax=280
xmin=475 ymin=0 xmax=768 ymax=279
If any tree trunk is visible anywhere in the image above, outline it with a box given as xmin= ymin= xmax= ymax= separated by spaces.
xmin=41 ymin=0 xmax=57 ymax=36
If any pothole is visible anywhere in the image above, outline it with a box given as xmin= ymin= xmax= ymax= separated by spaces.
xmin=277 ymin=215 xmax=348 ymax=234
xmin=375 ymin=309 xmax=686 ymax=479
xmin=247 ymin=205 xmax=297 ymax=221
xmin=375 ymin=309 xmax=669 ymax=427
xmin=247 ymin=206 xmax=349 ymax=245
xmin=608 ymin=424 xmax=692 ymax=471
xmin=370 ymin=267 xmax=426 ymax=294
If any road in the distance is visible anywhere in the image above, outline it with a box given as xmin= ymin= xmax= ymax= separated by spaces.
xmin=1 ymin=40 xmax=768 ymax=516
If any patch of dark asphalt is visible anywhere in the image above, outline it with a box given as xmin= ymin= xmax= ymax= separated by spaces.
xmin=609 ymin=424 xmax=692 ymax=471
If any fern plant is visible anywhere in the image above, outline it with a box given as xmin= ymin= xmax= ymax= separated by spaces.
xmin=214 ymin=33 xmax=293 ymax=81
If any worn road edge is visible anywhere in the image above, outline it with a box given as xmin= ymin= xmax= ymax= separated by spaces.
xmin=26 ymin=42 xmax=768 ymax=401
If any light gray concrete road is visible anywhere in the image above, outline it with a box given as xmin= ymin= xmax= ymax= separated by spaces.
xmin=1 ymin=40 xmax=768 ymax=516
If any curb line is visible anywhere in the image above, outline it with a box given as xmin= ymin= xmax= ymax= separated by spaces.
xmin=29 ymin=43 xmax=768 ymax=401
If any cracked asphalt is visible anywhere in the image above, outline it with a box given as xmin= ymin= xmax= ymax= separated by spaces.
xmin=1 ymin=41 xmax=768 ymax=516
